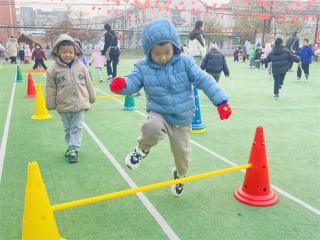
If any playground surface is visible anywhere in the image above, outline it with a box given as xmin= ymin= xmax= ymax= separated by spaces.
xmin=0 ymin=58 xmax=319 ymax=239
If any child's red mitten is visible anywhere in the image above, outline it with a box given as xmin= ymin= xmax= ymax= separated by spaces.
xmin=217 ymin=103 xmax=232 ymax=120
xmin=109 ymin=77 xmax=126 ymax=93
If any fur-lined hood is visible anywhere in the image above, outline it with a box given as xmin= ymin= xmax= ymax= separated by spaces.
xmin=51 ymin=34 xmax=82 ymax=58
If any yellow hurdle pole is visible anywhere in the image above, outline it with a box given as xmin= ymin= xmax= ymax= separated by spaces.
xmin=96 ymin=95 xmax=121 ymax=99
xmin=52 ymin=163 xmax=251 ymax=212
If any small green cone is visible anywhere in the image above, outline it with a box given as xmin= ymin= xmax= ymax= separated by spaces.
xmin=122 ymin=95 xmax=137 ymax=111
xmin=16 ymin=65 xmax=24 ymax=82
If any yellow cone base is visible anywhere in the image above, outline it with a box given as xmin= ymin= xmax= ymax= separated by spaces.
xmin=31 ymin=113 xmax=52 ymax=120
xmin=191 ymin=128 xmax=207 ymax=134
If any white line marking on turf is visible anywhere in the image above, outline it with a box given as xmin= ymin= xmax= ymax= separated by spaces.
xmin=84 ymin=122 xmax=180 ymax=240
xmin=0 ymin=80 xmax=16 ymax=182
xmin=95 ymin=87 xmax=320 ymax=216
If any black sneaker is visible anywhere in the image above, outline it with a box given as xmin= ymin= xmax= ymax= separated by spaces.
xmin=64 ymin=146 xmax=72 ymax=157
xmin=171 ymin=168 xmax=184 ymax=197
xmin=125 ymin=147 xmax=149 ymax=169
xmin=68 ymin=147 xmax=79 ymax=163
xmin=273 ymin=94 xmax=279 ymax=100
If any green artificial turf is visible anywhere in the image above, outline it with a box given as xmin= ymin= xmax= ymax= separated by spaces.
xmin=0 ymin=58 xmax=319 ymax=239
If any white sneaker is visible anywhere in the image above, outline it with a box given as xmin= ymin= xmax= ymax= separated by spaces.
xmin=171 ymin=168 xmax=184 ymax=197
xmin=125 ymin=147 xmax=149 ymax=170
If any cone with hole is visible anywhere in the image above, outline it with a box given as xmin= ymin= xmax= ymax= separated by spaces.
xmin=16 ymin=65 xmax=24 ymax=82
xmin=122 ymin=95 xmax=137 ymax=111
xmin=31 ymin=84 xmax=52 ymax=120
xmin=234 ymin=126 xmax=278 ymax=207
xmin=22 ymin=162 xmax=64 ymax=240
xmin=192 ymin=87 xmax=206 ymax=134
xmin=25 ymin=73 xmax=36 ymax=98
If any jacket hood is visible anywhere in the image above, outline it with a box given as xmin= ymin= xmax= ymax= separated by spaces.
xmin=51 ymin=34 xmax=82 ymax=58
xmin=141 ymin=19 xmax=181 ymax=57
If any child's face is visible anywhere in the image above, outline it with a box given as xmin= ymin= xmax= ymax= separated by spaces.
xmin=58 ymin=45 xmax=75 ymax=63
xmin=151 ymin=42 xmax=173 ymax=65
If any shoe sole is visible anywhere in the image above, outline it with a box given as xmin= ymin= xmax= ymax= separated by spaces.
xmin=68 ymin=158 xmax=79 ymax=163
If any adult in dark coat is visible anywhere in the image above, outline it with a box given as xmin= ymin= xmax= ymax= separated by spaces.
xmin=200 ymin=44 xmax=229 ymax=82
xmin=101 ymin=23 xmax=120 ymax=79
xmin=285 ymin=31 xmax=300 ymax=70
xmin=262 ymin=38 xmax=300 ymax=99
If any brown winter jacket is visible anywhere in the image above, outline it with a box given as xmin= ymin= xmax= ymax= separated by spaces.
xmin=46 ymin=34 xmax=95 ymax=112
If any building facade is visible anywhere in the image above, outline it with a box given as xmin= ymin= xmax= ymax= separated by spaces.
xmin=0 ymin=0 xmax=18 ymax=43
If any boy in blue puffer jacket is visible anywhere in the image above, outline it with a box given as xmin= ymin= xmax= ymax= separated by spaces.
xmin=297 ymin=38 xmax=314 ymax=80
xmin=109 ymin=19 xmax=232 ymax=197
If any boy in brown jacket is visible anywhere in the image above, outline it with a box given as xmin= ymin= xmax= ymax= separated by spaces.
xmin=46 ymin=34 xmax=96 ymax=163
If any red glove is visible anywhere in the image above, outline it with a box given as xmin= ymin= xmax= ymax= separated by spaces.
xmin=109 ymin=77 xmax=126 ymax=93
xmin=217 ymin=103 xmax=232 ymax=120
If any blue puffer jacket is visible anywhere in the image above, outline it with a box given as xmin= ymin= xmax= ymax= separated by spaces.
xmin=119 ymin=19 xmax=228 ymax=125
xmin=298 ymin=45 xmax=314 ymax=64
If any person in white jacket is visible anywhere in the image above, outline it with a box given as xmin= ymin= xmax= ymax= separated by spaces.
xmin=90 ymin=45 xmax=106 ymax=82
xmin=5 ymin=36 xmax=19 ymax=64
xmin=188 ymin=20 xmax=206 ymax=65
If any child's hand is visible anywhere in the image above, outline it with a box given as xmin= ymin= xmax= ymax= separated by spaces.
xmin=109 ymin=77 xmax=126 ymax=93
xmin=217 ymin=103 xmax=232 ymax=120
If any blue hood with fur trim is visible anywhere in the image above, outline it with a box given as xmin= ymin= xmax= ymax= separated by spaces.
xmin=142 ymin=19 xmax=181 ymax=58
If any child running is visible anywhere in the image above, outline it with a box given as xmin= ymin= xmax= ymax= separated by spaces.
xmin=109 ymin=19 xmax=232 ymax=197
xmin=46 ymin=34 xmax=96 ymax=163
xmin=262 ymin=37 xmax=300 ymax=100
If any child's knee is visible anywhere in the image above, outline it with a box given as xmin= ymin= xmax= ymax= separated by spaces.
xmin=141 ymin=119 xmax=165 ymax=136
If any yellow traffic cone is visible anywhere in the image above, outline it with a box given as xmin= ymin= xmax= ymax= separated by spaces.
xmin=31 ymin=84 xmax=52 ymax=120
xmin=22 ymin=162 xmax=64 ymax=239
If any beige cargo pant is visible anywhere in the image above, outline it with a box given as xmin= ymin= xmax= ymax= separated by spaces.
xmin=138 ymin=112 xmax=191 ymax=178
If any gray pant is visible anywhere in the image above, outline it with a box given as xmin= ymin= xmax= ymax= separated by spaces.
xmin=138 ymin=112 xmax=191 ymax=178
xmin=59 ymin=110 xmax=85 ymax=151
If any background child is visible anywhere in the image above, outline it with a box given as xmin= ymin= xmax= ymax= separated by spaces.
xmin=24 ymin=44 xmax=32 ymax=64
xmin=89 ymin=45 xmax=106 ymax=83
xmin=297 ymin=38 xmax=314 ymax=80
xmin=109 ymin=19 xmax=232 ymax=197
xmin=46 ymin=34 xmax=96 ymax=163
xmin=18 ymin=46 xmax=25 ymax=63
xmin=73 ymin=38 xmax=89 ymax=68
xmin=233 ymin=47 xmax=240 ymax=62
xmin=249 ymin=45 xmax=255 ymax=68
xmin=32 ymin=43 xmax=47 ymax=70
xmin=262 ymin=37 xmax=300 ymax=100
xmin=254 ymin=43 xmax=263 ymax=69
xmin=200 ymin=43 xmax=230 ymax=82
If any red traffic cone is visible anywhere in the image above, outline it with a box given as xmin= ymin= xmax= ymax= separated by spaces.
xmin=234 ymin=126 xmax=278 ymax=207
xmin=25 ymin=73 xmax=36 ymax=98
